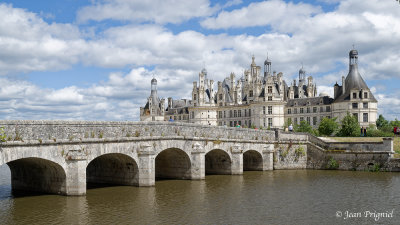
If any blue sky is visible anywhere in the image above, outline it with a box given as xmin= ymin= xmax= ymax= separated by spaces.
xmin=0 ymin=0 xmax=399 ymax=121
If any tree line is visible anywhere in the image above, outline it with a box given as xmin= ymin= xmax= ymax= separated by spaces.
xmin=290 ymin=113 xmax=399 ymax=137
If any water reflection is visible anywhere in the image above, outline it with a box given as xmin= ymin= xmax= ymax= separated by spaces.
xmin=1 ymin=165 xmax=400 ymax=224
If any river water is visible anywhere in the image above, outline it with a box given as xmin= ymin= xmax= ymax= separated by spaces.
xmin=0 ymin=164 xmax=400 ymax=225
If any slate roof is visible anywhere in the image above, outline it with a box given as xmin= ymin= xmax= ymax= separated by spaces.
xmin=287 ymin=96 xmax=333 ymax=107
xmin=334 ymin=64 xmax=377 ymax=103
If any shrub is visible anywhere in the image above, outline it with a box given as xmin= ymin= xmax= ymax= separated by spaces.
xmin=318 ymin=117 xmax=338 ymax=136
xmin=295 ymin=120 xmax=313 ymax=133
xmin=338 ymin=112 xmax=360 ymax=137
xmin=366 ymin=125 xmax=394 ymax=137
xmin=0 ymin=127 xmax=6 ymax=142
xmin=326 ymin=157 xmax=339 ymax=170
xmin=295 ymin=146 xmax=305 ymax=157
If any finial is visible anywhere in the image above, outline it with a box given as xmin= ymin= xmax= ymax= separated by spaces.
xmin=301 ymin=62 xmax=303 ymax=69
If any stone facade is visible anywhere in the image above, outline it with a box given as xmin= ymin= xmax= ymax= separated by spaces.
xmin=141 ymin=49 xmax=377 ymax=129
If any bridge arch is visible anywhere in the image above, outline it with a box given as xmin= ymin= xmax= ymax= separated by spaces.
xmin=86 ymin=153 xmax=139 ymax=187
xmin=7 ymin=157 xmax=66 ymax=195
xmin=155 ymin=148 xmax=191 ymax=180
xmin=243 ymin=150 xmax=263 ymax=171
xmin=205 ymin=149 xmax=232 ymax=175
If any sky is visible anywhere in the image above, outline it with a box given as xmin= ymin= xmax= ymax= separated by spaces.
xmin=0 ymin=0 xmax=399 ymax=121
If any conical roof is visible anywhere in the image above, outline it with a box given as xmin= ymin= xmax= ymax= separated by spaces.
xmin=334 ymin=64 xmax=376 ymax=102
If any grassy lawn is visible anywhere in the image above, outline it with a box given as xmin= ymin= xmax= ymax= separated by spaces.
xmin=327 ymin=136 xmax=400 ymax=158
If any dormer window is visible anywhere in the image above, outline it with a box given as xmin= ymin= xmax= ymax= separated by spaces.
xmin=364 ymin=92 xmax=368 ymax=98
xmin=352 ymin=93 xmax=357 ymax=99
xmin=268 ymin=86 xmax=273 ymax=93
xmin=249 ymin=90 xmax=253 ymax=97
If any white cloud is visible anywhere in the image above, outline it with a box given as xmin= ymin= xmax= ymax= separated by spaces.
xmin=0 ymin=3 xmax=84 ymax=75
xmin=201 ymin=0 xmax=321 ymax=29
xmin=1 ymin=1 xmax=400 ymax=121
xmin=77 ymin=0 xmax=216 ymax=24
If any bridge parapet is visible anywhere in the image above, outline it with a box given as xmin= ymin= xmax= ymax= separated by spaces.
xmin=0 ymin=120 xmax=275 ymax=143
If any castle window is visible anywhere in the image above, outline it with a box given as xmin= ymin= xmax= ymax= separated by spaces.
xmin=300 ymin=108 xmax=304 ymax=114
xmin=364 ymin=92 xmax=368 ymax=98
xmin=238 ymin=110 xmax=242 ymax=117
xmin=313 ymin=117 xmax=317 ymax=126
xmin=230 ymin=110 xmax=233 ymax=117
xmin=230 ymin=121 xmax=233 ymax=127
xmin=307 ymin=107 xmax=310 ymax=113
xmin=320 ymin=107 xmax=324 ymax=112
xmin=300 ymin=117 xmax=304 ymax=122
xmin=363 ymin=113 xmax=368 ymax=122
xmin=288 ymin=109 xmax=291 ymax=114
xmin=363 ymin=103 xmax=368 ymax=108
xmin=234 ymin=110 xmax=237 ymax=117
xmin=219 ymin=94 xmax=223 ymax=100
xmin=263 ymin=106 xmax=266 ymax=114
xmin=249 ymin=90 xmax=253 ymax=97
xmin=326 ymin=106 xmax=331 ymax=112
xmin=268 ymin=118 xmax=273 ymax=127
xmin=353 ymin=113 xmax=358 ymax=121
xmin=218 ymin=111 xmax=222 ymax=119
xmin=307 ymin=117 xmax=310 ymax=125
xmin=194 ymin=103 xmax=197 ymax=107
xmin=268 ymin=106 xmax=272 ymax=115
xmin=313 ymin=107 xmax=317 ymax=113
xmin=268 ymin=86 xmax=273 ymax=93
xmin=268 ymin=96 xmax=272 ymax=101
xmin=263 ymin=118 xmax=266 ymax=127
xmin=294 ymin=108 xmax=298 ymax=114
xmin=294 ymin=118 xmax=298 ymax=125
xmin=224 ymin=111 xmax=226 ymax=118
xmin=194 ymin=94 xmax=197 ymax=100
xmin=353 ymin=93 xmax=357 ymax=99
xmin=352 ymin=103 xmax=358 ymax=109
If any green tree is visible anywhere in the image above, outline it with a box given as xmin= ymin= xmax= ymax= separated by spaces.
xmin=390 ymin=119 xmax=400 ymax=128
xmin=376 ymin=114 xmax=389 ymax=129
xmin=338 ymin=112 xmax=360 ymax=137
xmin=318 ymin=117 xmax=338 ymax=136
xmin=295 ymin=120 xmax=313 ymax=133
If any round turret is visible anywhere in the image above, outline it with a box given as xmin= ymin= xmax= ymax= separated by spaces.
xmin=349 ymin=49 xmax=358 ymax=57
xmin=264 ymin=58 xmax=271 ymax=65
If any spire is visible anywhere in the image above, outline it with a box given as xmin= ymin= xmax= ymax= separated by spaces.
xmin=299 ymin=63 xmax=305 ymax=82
xmin=251 ymin=54 xmax=256 ymax=66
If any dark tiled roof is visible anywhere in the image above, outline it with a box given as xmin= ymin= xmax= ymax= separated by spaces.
xmin=334 ymin=64 xmax=377 ymax=103
xmin=287 ymin=96 xmax=333 ymax=107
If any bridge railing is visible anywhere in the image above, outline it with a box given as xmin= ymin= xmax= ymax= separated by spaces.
xmin=0 ymin=120 xmax=276 ymax=142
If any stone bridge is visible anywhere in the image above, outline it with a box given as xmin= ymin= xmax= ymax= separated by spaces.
xmin=0 ymin=121 xmax=394 ymax=196
xmin=0 ymin=121 xmax=277 ymax=196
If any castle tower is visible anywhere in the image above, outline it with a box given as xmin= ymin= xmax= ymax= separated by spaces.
xmin=332 ymin=48 xmax=378 ymax=127
xmin=264 ymin=57 xmax=271 ymax=79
